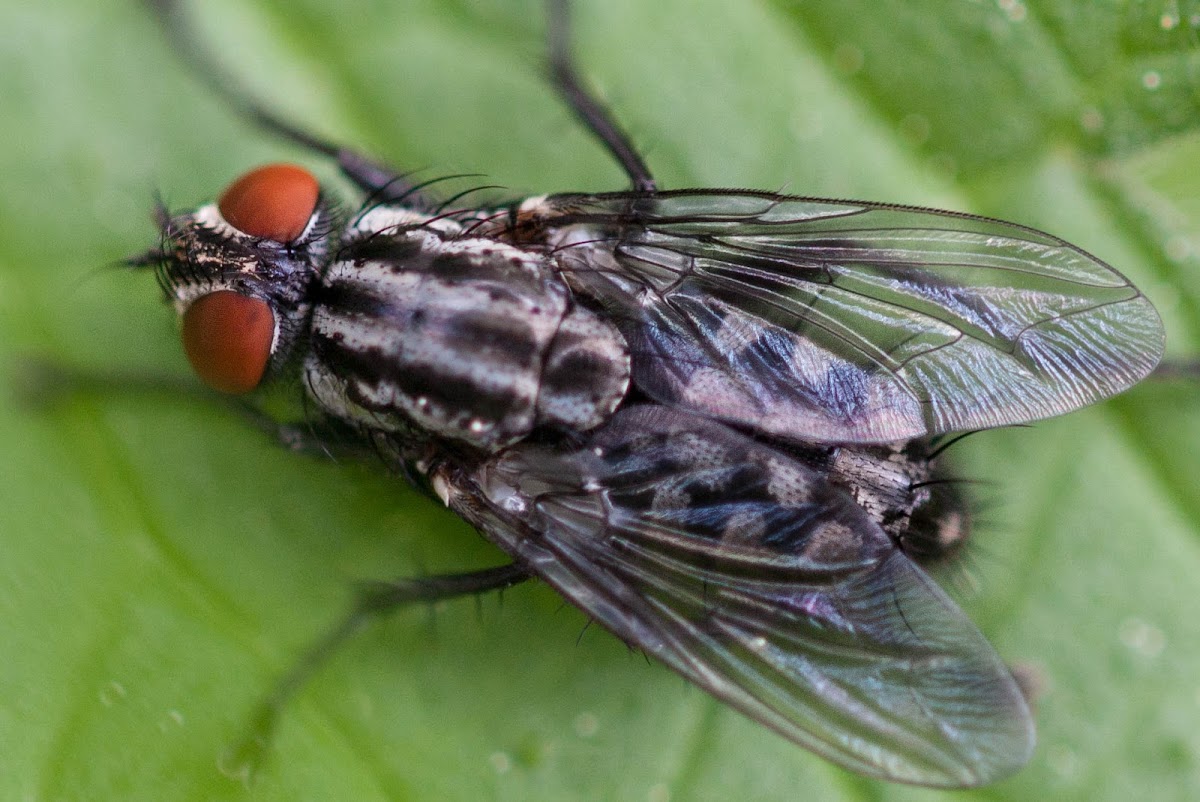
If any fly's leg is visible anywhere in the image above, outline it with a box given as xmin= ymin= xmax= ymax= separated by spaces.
xmin=17 ymin=357 xmax=380 ymax=461
xmin=223 ymin=563 xmax=532 ymax=781
xmin=244 ymin=411 xmax=383 ymax=462
xmin=145 ymin=0 xmax=431 ymax=207
xmin=150 ymin=0 xmax=656 ymax=195
xmin=546 ymin=0 xmax=657 ymax=192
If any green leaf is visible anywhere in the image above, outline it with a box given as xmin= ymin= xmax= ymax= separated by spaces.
xmin=2 ymin=0 xmax=1199 ymax=799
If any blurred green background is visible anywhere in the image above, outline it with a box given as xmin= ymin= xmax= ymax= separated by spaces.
xmin=2 ymin=0 xmax=1200 ymax=799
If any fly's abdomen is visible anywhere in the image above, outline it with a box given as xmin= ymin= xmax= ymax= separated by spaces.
xmin=304 ymin=230 xmax=629 ymax=449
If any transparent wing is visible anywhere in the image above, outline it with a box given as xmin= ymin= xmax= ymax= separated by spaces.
xmin=538 ymin=190 xmax=1164 ymax=442
xmin=454 ymin=405 xmax=1034 ymax=787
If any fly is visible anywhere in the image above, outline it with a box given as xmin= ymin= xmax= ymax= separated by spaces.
xmin=134 ymin=0 xmax=1165 ymax=788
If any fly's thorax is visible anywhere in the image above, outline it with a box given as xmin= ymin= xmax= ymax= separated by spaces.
xmin=305 ymin=223 xmax=630 ymax=451
xmin=829 ymin=442 xmax=970 ymax=565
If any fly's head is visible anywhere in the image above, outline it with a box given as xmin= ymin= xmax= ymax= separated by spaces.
xmin=133 ymin=164 xmax=337 ymax=394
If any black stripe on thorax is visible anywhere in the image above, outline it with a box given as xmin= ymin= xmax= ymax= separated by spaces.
xmin=311 ymin=332 xmax=531 ymax=429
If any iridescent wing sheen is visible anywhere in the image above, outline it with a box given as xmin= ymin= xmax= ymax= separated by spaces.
xmin=538 ymin=190 xmax=1164 ymax=443
xmin=451 ymin=405 xmax=1034 ymax=787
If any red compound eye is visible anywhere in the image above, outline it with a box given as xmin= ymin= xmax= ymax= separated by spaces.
xmin=182 ymin=291 xmax=275 ymax=394
xmin=217 ymin=163 xmax=320 ymax=242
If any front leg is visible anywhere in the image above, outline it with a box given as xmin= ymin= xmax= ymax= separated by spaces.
xmin=144 ymin=0 xmax=436 ymax=208
xmin=17 ymin=356 xmax=377 ymax=462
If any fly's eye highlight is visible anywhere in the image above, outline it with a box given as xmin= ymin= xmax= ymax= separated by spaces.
xmin=217 ymin=163 xmax=320 ymax=242
xmin=182 ymin=291 xmax=275 ymax=394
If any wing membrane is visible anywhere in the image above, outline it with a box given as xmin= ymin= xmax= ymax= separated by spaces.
xmin=455 ymin=405 xmax=1034 ymax=786
xmin=541 ymin=191 xmax=1163 ymax=442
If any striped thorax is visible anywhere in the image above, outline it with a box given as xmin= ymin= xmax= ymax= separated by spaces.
xmin=154 ymin=164 xmax=630 ymax=452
